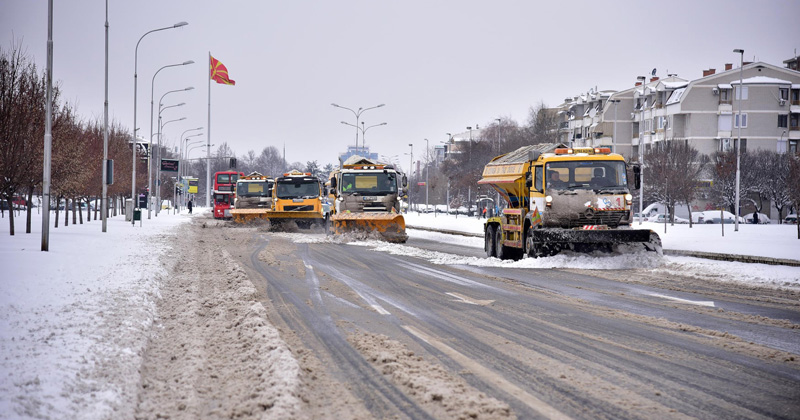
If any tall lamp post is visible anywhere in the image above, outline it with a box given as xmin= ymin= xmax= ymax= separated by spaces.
xmin=180 ymin=127 xmax=203 ymax=175
xmin=424 ymin=138 xmax=429 ymax=211
xmin=637 ymin=76 xmax=647 ymax=224
xmin=332 ymin=103 xmax=385 ymax=150
xmin=734 ymin=48 xmax=744 ymax=232
xmin=608 ymin=98 xmax=620 ymax=153
xmin=407 ymin=143 xmax=413 ymax=212
xmin=148 ymin=84 xmax=192 ymax=218
xmin=157 ymin=115 xmax=185 ymax=214
xmin=340 ymin=121 xmax=387 ymax=154
xmin=131 ymin=21 xmax=188 ymax=216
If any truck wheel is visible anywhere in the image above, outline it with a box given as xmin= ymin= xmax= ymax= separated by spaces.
xmin=485 ymin=225 xmax=497 ymax=258
xmin=494 ymin=226 xmax=506 ymax=260
xmin=525 ymin=228 xmax=538 ymax=258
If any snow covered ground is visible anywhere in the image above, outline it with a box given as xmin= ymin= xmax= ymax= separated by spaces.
xmin=1 ymin=208 xmax=799 ymax=419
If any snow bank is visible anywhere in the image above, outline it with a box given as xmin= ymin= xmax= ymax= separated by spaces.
xmin=0 ymin=208 xmax=191 ymax=419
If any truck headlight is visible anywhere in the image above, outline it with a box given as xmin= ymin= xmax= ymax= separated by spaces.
xmin=545 ymin=195 xmax=553 ymax=207
xmin=625 ymin=193 xmax=632 ymax=205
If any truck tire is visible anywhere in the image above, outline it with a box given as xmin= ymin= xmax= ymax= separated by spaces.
xmin=485 ymin=224 xmax=497 ymax=258
xmin=495 ymin=226 xmax=510 ymax=260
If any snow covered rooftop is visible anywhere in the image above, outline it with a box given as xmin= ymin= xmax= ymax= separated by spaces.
xmin=731 ymin=76 xmax=792 ymax=85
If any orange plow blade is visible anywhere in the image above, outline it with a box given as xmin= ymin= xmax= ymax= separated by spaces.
xmin=331 ymin=213 xmax=407 ymax=243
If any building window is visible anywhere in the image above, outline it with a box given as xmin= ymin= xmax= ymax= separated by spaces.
xmin=778 ymin=138 xmax=788 ymax=153
xmin=791 ymin=114 xmax=800 ymax=129
xmin=778 ymin=114 xmax=788 ymax=128
xmin=734 ymin=113 xmax=747 ymax=128
xmin=720 ymin=89 xmax=730 ymax=101
xmin=790 ymin=140 xmax=799 ymax=155
xmin=720 ymin=138 xmax=747 ymax=152
xmin=735 ymin=86 xmax=748 ymax=100
xmin=718 ymin=114 xmax=732 ymax=131
xmin=780 ymin=88 xmax=789 ymax=100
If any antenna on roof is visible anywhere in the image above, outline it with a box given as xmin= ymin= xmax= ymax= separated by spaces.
xmin=651 ymin=68 xmax=657 ymax=76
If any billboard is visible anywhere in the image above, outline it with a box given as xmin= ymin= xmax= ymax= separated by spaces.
xmin=160 ymin=159 xmax=179 ymax=172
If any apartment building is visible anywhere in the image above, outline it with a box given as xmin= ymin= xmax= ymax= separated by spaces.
xmin=554 ymin=60 xmax=800 ymax=163
xmin=645 ymin=62 xmax=800 ymax=158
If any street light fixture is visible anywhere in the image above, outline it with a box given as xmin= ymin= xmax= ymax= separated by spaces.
xmin=424 ymin=138 xmax=430 ymax=212
xmin=407 ymin=143 xmax=413 ymax=212
xmin=733 ymin=48 xmax=744 ymax=232
xmin=332 ymin=103 xmax=385 ymax=150
xmin=131 ymin=21 xmax=188 ymax=216
xmin=608 ymin=98 xmax=621 ymax=153
xmin=155 ymin=114 xmax=185 ymax=214
xmin=637 ymin=75 xmax=647 ymax=225
xmin=148 ymin=80 xmax=193 ymax=218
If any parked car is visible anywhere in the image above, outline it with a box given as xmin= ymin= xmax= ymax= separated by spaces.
xmin=743 ymin=212 xmax=771 ymax=224
xmin=694 ymin=210 xmax=745 ymax=224
xmin=649 ymin=213 xmax=689 ymax=224
xmin=785 ymin=214 xmax=798 ymax=224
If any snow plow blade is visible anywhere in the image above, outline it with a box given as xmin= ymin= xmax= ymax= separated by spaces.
xmin=230 ymin=208 xmax=271 ymax=224
xmin=531 ymin=228 xmax=661 ymax=255
xmin=331 ymin=213 xmax=408 ymax=243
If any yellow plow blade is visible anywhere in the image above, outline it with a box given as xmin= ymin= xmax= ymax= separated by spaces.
xmin=331 ymin=213 xmax=407 ymax=243
xmin=230 ymin=208 xmax=271 ymax=224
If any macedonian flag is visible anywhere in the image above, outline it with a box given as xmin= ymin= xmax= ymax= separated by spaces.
xmin=210 ymin=55 xmax=235 ymax=85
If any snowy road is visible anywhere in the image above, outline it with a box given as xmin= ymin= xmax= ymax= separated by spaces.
xmin=215 ymin=222 xmax=800 ymax=419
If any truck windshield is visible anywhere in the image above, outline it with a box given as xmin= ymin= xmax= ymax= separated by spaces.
xmin=546 ymin=161 xmax=627 ymax=191
xmin=276 ymin=180 xmax=320 ymax=199
xmin=237 ymin=181 xmax=273 ymax=197
xmin=341 ymin=172 xmax=397 ymax=194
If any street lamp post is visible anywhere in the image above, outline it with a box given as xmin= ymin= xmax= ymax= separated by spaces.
xmin=180 ymin=127 xmax=203 ymax=174
xmin=156 ymin=115 xmax=185 ymax=214
xmin=637 ymin=76 xmax=647 ymax=225
xmin=148 ymin=82 xmax=193 ymax=218
xmin=608 ymin=98 xmax=620 ymax=153
xmin=131 ymin=21 xmax=188 ymax=218
xmin=340 ymin=121 xmax=387 ymax=155
xmin=424 ymin=138 xmax=429 ymax=211
xmin=408 ymin=143 xmax=413 ymax=212
xmin=331 ymin=103 xmax=385 ymax=151
xmin=734 ymin=48 xmax=744 ymax=232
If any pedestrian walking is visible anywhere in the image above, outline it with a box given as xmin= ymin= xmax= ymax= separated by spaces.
xmin=188 ymin=200 xmax=193 ymax=214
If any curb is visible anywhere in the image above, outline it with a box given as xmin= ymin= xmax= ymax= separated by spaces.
xmin=406 ymin=225 xmax=800 ymax=267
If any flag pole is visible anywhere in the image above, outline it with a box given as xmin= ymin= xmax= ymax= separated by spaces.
xmin=206 ymin=51 xmax=211 ymax=208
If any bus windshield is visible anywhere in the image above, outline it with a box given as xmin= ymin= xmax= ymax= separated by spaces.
xmin=341 ymin=172 xmax=397 ymax=195
xmin=276 ymin=180 xmax=320 ymax=199
xmin=545 ymin=161 xmax=628 ymax=191
xmin=237 ymin=181 xmax=273 ymax=198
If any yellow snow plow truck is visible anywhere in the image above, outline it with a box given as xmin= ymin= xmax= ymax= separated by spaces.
xmin=478 ymin=143 xmax=661 ymax=259
xmin=327 ymin=156 xmax=408 ymax=243
xmin=268 ymin=170 xmax=326 ymax=229
xmin=229 ymin=172 xmax=274 ymax=224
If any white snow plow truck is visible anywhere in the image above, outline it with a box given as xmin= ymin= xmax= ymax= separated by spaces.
xmin=327 ymin=156 xmax=408 ymax=243
xmin=478 ymin=143 xmax=661 ymax=259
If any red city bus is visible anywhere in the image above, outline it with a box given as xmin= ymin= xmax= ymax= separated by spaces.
xmin=213 ymin=171 xmax=243 ymax=219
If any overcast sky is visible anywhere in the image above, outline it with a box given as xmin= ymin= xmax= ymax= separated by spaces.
xmin=3 ymin=0 xmax=799 ymax=171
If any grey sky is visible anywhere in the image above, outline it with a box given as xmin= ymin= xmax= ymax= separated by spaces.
xmin=3 ymin=0 xmax=799 ymax=172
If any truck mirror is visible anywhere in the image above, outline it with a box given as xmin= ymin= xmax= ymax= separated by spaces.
xmin=525 ymin=172 xmax=532 ymax=189
xmin=633 ymin=164 xmax=641 ymax=189
xmin=330 ymin=177 xmax=337 ymax=189
xmin=402 ymin=175 xmax=408 ymax=188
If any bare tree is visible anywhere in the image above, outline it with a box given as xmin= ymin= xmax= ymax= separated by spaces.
xmin=644 ymin=141 xmax=708 ymax=226
xmin=710 ymin=151 xmax=738 ymax=214
xmin=788 ymin=153 xmax=800 ymax=238
xmin=753 ymin=150 xmax=790 ymax=221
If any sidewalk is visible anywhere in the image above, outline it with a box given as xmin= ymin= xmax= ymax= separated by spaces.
xmin=404 ymin=212 xmax=800 ymax=267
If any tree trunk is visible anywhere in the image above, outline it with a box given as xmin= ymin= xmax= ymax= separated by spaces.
xmin=72 ymin=197 xmax=77 ymax=225
xmin=54 ymin=196 xmax=60 ymax=228
xmin=26 ymin=186 xmax=34 ymax=234
xmin=6 ymin=198 xmax=14 ymax=236
xmin=78 ymin=197 xmax=84 ymax=224
xmin=686 ymin=203 xmax=693 ymax=228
